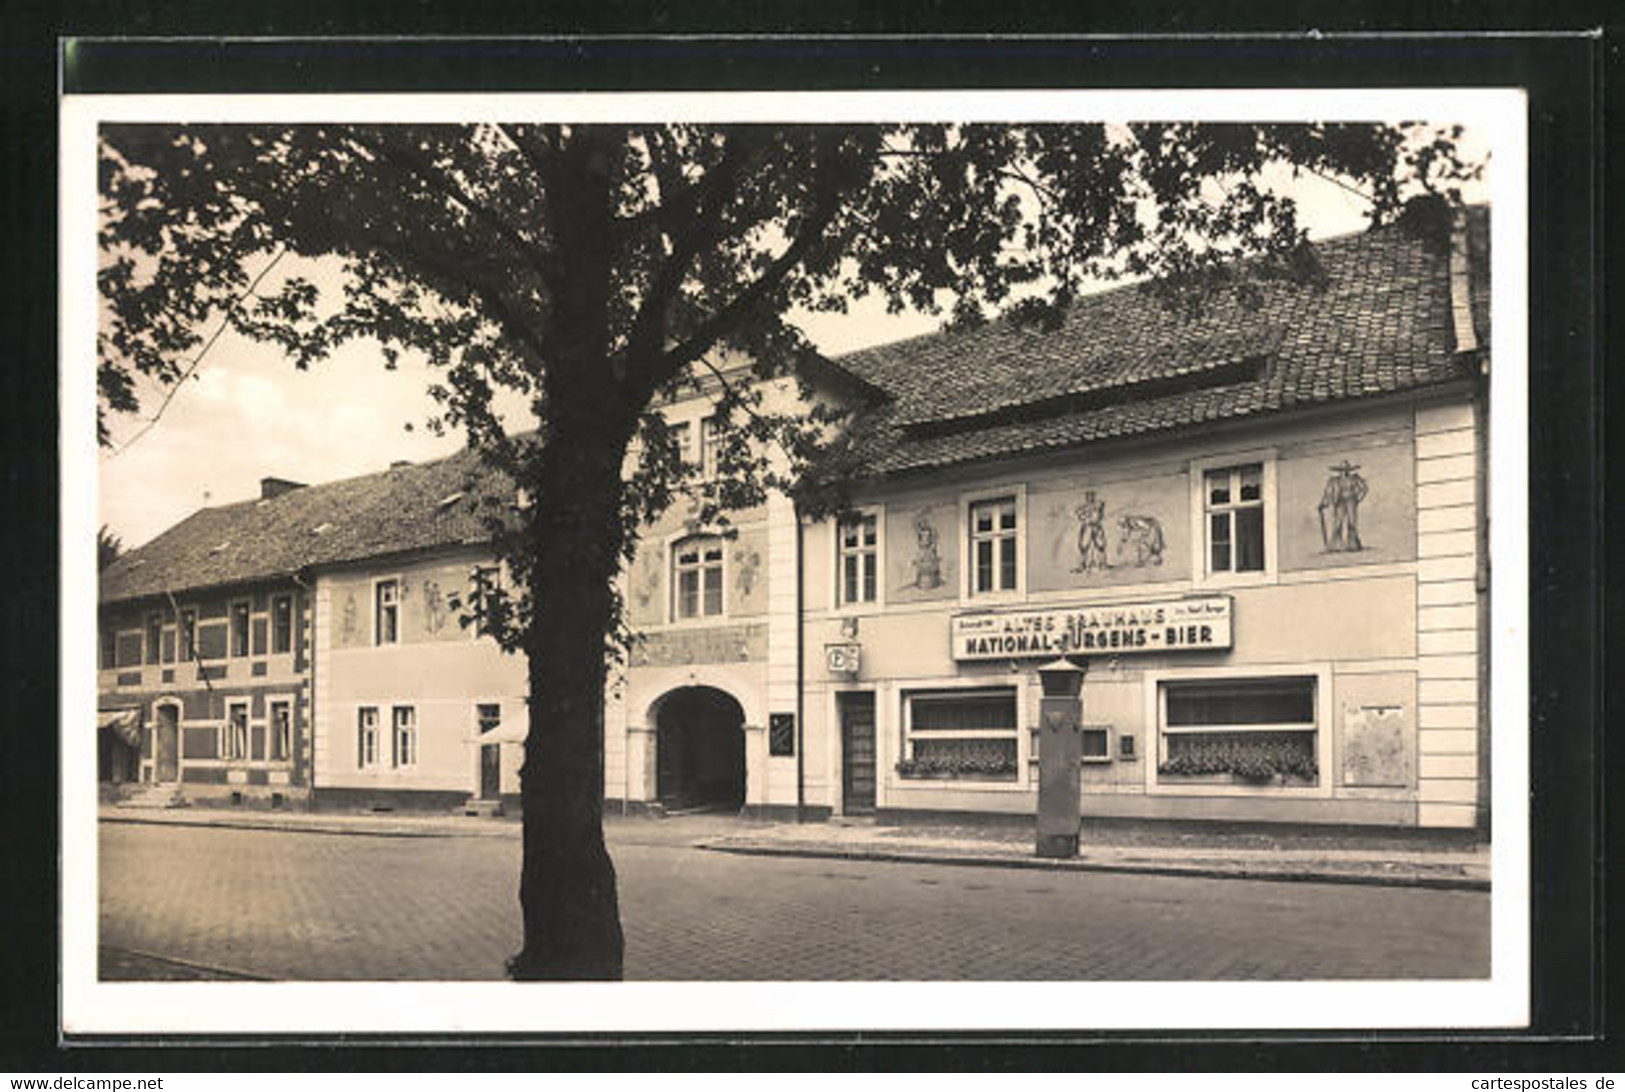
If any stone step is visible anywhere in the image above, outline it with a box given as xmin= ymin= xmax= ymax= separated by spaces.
xmin=460 ymin=797 xmax=503 ymax=818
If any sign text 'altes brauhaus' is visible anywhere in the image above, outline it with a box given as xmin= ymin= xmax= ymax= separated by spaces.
xmin=951 ymin=596 xmax=1233 ymax=661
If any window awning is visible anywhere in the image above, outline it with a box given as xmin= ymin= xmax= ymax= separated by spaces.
xmin=471 ymin=720 xmax=528 ymax=744
xmin=98 ymin=708 xmax=143 ymax=747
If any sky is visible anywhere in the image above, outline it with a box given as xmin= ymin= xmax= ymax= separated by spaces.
xmin=93 ymin=138 xmax=1473 ymax=550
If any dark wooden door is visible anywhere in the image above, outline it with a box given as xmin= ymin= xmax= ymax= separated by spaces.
xmin=839 ymin=692 xmax=876 ymax=814
xmin=480 ymin=743 xmax=501 ymax=800
xmin=156 ymin=707 xmax=179 ymax=783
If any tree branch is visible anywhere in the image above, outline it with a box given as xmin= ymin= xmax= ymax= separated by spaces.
xmin=106 ymin=246 xmax=288 ymax=458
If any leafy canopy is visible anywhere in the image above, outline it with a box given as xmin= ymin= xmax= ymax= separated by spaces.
xmin=98 ymin=121 xmax=1478 ymax=645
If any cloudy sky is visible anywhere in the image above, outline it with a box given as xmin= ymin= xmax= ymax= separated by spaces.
xmin=94 ymin=149 xmax=1458 ymax=549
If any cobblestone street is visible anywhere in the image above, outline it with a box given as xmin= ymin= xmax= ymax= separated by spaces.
xmin=98 ymin=820 xmax=1490 ymax=981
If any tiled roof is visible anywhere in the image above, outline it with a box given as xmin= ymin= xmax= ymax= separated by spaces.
xmin=99 ymin=447 xmax=512 ymax=605
xmin=827 ymin=207 xmax=1489 ymax=478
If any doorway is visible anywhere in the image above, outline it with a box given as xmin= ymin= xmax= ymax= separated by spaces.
xmin=155 ymin=704 xmax=179 ymax=783
xmin=655 ymin=686 xmax=745 ymax=812
xmin=838 ymin=691 xmax=876 ymax=814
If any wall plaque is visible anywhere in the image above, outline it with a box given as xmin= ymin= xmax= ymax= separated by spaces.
xmin=769 ymin=713 xmax=796 ymax=757
xmin=825 ymin=642 xmax=861 ymax=675
xmin=952 ymin=595 xmax=1232 ymax=661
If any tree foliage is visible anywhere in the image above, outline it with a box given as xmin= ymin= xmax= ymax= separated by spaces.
xmin=97 ymin=524 xmax=123 ymax=571
xmin=97 ymin=120 xmax=1477 ymax=978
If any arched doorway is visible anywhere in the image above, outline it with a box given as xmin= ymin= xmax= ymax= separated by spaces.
xmin=655 ymin=686 xmax=745 ymax=812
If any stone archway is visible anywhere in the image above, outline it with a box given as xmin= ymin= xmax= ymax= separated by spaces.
xmin=653 ymin=686 xmax=746 ymax=813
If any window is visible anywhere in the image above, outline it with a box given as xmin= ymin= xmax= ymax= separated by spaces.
xmin=270 ymin=701 xmax=292 ymax=761
xmin=392 ymin=706 xmax=417 ymax=768
xmin=230 ymin=601 xmax=251 ymax=658
xmin=699 ymin=416 xmax=721 ymax=477
xmin=272 ymin=595 xmax=293 ymax=654
xmin=472 ymin=567 xmax=501 ymax=637
xmin=668 ymin=420 xmax=694 ymax=465
xmin=969 ymin=496 xmax=1019 ymax=595
xmin=477 ymin=703 xmax=502 ymax=735
xmin=838 ymin=514 xmax=878 ymax=606
xmin=179 ymin=609 xmax=197 ymax=662
xmin=673 ymin=537 xmax=724 ymax=620
xmin=224 ymin=702 xmax=249 ymax=761
xmin=1204 ymin=463 xmax=1266 ymax=575
xmin=357 ymin=707 xmax=379 ymax=768
xmin=100 ymin=627 xmax=116 ymax=670
xmin=900 ymin=688 xmax=1020 ymax=780
xmin=145 ymin=612 xmax=163 ymax=665
xmin=375 ymin=580 xmax=399 ymax=645
xmin=1156 ymin=676 xmax=1319 ymax=785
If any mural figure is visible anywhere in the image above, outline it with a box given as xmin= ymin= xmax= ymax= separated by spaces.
xmin=423 ymin=579 xmax=445 ymax=632
xmin=1072 ymin=490 xmax=1110 ymax=573
xmin=340 ymin=591 xmax=358 ymax=644
xmin=1318 ymin=459 xmax=1369 ymax=552
xmin=907 ymin=510 xmax=943 ymax=589
xmin=1116 ymin=514 xmax=1166 ymax=567
xmin=632 ymin=552 xmax=660 ymax=610
xmin=734 ymin=546 xmax=761 ymax=598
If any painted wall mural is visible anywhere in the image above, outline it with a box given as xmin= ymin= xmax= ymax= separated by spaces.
xmin=888 ymin=502 xmax=956 ymax=602
xmin=1278 ymin=435 xmax=1414 ymax=572
xmin=729 ymin=528 xmax=769 ymax=616
xmin=1030 ymin=474 xmax=1188 ymax=592
xmin=422 ymin=579 xmax=447 ymax=633
xmin=627 ymin=547 xmax=664 ymax=627
xmin=1318 ymin=460 xmax=1369 ymax=553
xmin=340 ymin=591 xmax=358 ymax=645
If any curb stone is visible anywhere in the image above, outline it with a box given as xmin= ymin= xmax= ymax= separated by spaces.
xmin=699 ymin=841 xmax=1491 ymax=892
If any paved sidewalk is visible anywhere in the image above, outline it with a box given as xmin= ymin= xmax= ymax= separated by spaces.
xmin=98 ymin=803 xmax=1489 ymax=890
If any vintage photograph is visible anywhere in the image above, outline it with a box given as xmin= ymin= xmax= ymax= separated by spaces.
xmin=65 ymin=87 xmax=1526 ymax=1033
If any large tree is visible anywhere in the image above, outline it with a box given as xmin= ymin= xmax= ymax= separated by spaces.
xmin=97 ymin=120 xmax=1476 ymax=979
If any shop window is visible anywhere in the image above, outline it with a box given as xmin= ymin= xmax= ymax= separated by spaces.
xmin=272 ymin=595 xmax=293 ymax=654
xmin=179 ymin=609 xmax=197 ymax=662
xmin=230 ymin=601 xmax=251 ymax=658
xmin=899 ymin=688 xmax=1019 ymax=780
xmin=837 ymin=514 xmax=878 ymax=606
xmin=392 ymin=706 xmax=418 ymax=768
xmin=1203 ymin=463 xmax=1267 ymax=575
xmin=673 ymin=536 xmax=724 ymax=620
xmin=270 ymin=701 xmax=292 ymax=761
xmin=969 ymin=496 xmax=1019 ymax=595
xmin=145 ymin=612 xmax=163 ymax=665
xmin=357 ymin=707 xmax=379 ymax=769
xmin=224 ymin=702 xmax=249 ymax=761
xmin=375 ymin=580 xmax=399 ymax=645
xmin=1156 ymin=676 xmax=1319 ymax=785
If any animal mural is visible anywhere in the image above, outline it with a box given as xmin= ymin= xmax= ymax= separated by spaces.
xmin=1318 ymin=459 xmax=1369 ymax=552
xmin=907 ymin=509 xmax=944 ymax=589
xmin=1116 ymin=514 xmax=1166 ymax=567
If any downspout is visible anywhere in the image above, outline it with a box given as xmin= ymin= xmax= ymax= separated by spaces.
xmin=794 ymin=499 xmax=806 ymax=822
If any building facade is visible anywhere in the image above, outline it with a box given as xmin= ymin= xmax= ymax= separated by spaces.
xmin=98 ymin=210 xmax=1489 ymax=830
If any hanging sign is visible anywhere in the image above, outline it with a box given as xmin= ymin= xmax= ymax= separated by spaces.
xmin=951 ymin=596 xmax=1232 ymax=661
xmin=825 ymin=642 xmax=862 ymax=675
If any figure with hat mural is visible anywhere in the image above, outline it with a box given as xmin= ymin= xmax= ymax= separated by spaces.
xmin=1319 ymin=460 xmax=1369 ymax=552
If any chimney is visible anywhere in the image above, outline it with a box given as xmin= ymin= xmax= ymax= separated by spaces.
xmin=260 ymin=476 xmax=306 ymax=500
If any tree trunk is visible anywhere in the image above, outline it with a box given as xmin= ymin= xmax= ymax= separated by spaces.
xmin=506 ymin=433 xmax=629 ymax=981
